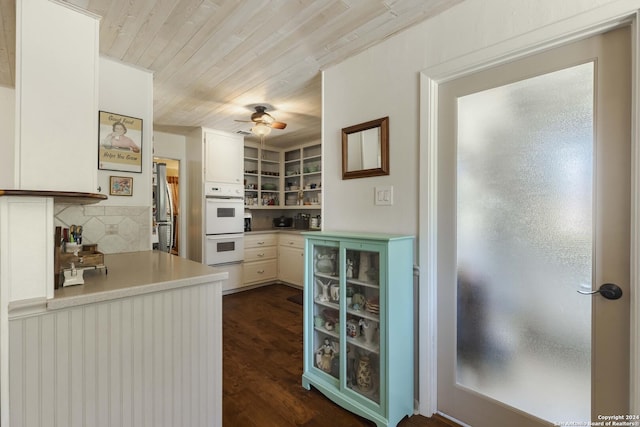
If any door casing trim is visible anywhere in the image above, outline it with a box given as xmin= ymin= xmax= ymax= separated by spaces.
xmin=418 ymin=4 xmax=640 ymax=418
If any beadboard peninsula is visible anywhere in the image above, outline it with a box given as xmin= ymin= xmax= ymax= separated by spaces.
xmin=8 ymin=249 xmax=227 ymax=427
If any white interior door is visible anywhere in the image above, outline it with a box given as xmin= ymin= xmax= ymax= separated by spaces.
xmin=436 ymin=26 xmax=631 ymax=426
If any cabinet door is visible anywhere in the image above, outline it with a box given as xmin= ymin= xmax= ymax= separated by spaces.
xmin=342 ymin=243 xmax=383 ymax=406
xmin=18 ymin=1 xmax=99 ymax=192
xmin=308 ymin=240 xmax=341 ymax=381
xmin=278 ymin=245 xmax=304 ymax=286
xmin=204 ymin=131 xmax=243 ymax=184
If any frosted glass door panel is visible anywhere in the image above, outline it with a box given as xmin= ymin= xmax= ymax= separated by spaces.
xmin=456 ymin=63 xmax=593 ymax=422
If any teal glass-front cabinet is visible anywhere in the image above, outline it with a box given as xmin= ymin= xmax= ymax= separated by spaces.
xmin=301 ymin=231 xmax=414 ymax=427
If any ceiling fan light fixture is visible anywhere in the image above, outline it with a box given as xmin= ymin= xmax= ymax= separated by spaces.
xmin=252 ymin=122 xmax=272 ymax=136
xmin=260 ymin=113 xmax=274 ymax=124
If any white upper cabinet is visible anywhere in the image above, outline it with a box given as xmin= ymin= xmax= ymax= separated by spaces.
xmin=204 ymin=129 xmax=244 ymax=184
xmin=16 ymin=0 xmax=99 ymax=193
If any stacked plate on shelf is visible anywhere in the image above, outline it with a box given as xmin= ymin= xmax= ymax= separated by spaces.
xmin=365 ymin=297 xmax=379 ymax=315
xmin=286 ymin=193 xmax=298 ymax=205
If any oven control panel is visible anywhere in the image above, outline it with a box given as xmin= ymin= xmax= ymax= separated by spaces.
xmin=205 ymin=182 xmax=243 ymax=198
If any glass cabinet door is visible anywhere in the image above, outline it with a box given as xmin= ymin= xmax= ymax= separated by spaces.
xmin=344 ymin=248 xmax=381 ymax=404
xmin=311 ymin=241 xmax=341 ymax=380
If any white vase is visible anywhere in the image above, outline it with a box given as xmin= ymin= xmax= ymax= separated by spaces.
xmin=330 ymin=283 xmax=340 ymax=301
xmin=316 ymin=279 xmax=330 ymax=301
xmin=361 ymin=320 xmax=376 ymax=344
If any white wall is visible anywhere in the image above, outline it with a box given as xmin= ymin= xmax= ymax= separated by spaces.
xmin=322 ymin=54 xmax=418 ymax=236
xmin=51 ymin=58 xmax=155 ymax=255
xmin=153 ymin=131 xmax=186 ymax=161
xmin=322 ymin=0 xmax=633 ymax=239
xmin=97 ymin=57 xmax=153 ymax=208
xmin=0 ymin=86 xmax=15 ymax=188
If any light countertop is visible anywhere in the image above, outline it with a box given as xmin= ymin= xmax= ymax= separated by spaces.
xmin=49 ymin=251 xmax=227 ymax=310
xmin=246 ymin=228 xmax=320 ymax=235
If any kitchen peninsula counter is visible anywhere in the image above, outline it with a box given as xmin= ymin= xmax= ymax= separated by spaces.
xmin=9 ymin=250 xmax=225 ymax=427
xmin=49 ymin=250 xmax=227 ymax=310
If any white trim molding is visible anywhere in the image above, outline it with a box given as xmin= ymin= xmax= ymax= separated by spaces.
xmin=417 ymin=73 xmax=439 ymax=415
xmin=419 ymin=3 xmax=640 ymax=418
xmin=630 ymin=11 xmax=640 ymax=417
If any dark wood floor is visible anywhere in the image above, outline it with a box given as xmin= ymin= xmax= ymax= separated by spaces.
xmin=223 ymin=284 xmax=458 ymax=427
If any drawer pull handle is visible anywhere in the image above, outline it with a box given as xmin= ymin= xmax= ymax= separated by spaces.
xmin=257 ymin=270 xmax=265 ymax=274
xmin=257 ymin=241 xmax=265 ymax=245
xmin=257 ymin=253 xmax=265 ymax=257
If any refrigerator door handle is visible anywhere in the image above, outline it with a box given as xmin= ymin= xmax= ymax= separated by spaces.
xmin=166 ymin=183 xmax=174 ymax=249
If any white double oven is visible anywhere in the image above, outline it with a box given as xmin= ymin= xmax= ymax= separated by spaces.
xmin=204 ymin=182 xmax=244 ymax=266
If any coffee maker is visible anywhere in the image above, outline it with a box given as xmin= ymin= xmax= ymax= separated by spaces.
xmin=244 ymin=212 xmax=252 ymax=232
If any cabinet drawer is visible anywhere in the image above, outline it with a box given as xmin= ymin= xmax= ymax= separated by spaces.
xmin=243 ymin=260 xmax=277 ymax=284
xmin=244 ymin=246 xmax=277 ymax=262
xmin=245 ymin=233 xmax=277 ymax=248
xmin=278 ymin=233 xmax=304 ymax=249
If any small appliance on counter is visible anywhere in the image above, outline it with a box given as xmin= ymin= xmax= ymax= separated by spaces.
xmin=273 ymin=216 xmax=293 ymax=228
xmin=244 ymin=212 xmax=252 ymax=232
xmin=294 ymin=213 xmax=310 ymax=229
xmin=310 ymin=215 xmax=321 ymax=230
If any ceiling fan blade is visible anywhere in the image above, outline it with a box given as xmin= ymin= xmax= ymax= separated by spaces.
xmin=271 ymin=121 xmax=287 ymax=129
xmin=234 ymin=119 xmax=252 ymax=123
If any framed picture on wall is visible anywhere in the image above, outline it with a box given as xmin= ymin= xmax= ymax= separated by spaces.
xmin=98 ymin=111 xmax=143 ymax=173
xmin=109 ymin=176 xmax=133 ymax=196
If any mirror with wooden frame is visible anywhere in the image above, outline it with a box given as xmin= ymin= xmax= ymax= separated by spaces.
xmin=341 ymin=117 xmax=389 ymax=179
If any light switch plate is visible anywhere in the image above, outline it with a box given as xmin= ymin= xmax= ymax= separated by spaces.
xmin=375 ymin=185 xmax=393 ymax=206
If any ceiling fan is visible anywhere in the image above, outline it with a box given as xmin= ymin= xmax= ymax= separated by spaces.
xmin=236 ymin=105 xmax=287 ymax=137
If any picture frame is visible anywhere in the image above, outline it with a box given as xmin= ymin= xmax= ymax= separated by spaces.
xmin=109 ymin=176 xmax=133 ymax=196
xmin=98 ymin=111 xmax=143 ymax=173
xmin=341 ymin=116 xmax=389 ymax=179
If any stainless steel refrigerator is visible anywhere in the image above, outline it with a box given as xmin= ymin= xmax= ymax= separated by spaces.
xmin=153 ymin=162 xmax=174 ymax=253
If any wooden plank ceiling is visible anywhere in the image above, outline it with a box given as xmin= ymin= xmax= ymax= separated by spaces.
xmin=0 ymin=0 xmax=462 ymax=147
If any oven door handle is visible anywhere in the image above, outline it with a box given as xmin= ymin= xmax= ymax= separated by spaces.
xmin=206 ymin=233 xmax=244 ymax=239
xmin=205 ymin=196 xmax=243 ymax=200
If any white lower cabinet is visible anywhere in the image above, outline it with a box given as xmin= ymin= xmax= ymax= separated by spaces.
xmin=240 ymin=232 xmax=306 ymax=288
xmin=243 ymin=233 xmax=278 ymax=285
xmin=278 ymin=234 xmax=305 ymax=287
xmin=221 ymin=262 xmax=244 ymax=293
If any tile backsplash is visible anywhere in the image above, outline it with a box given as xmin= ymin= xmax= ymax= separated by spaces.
xmin=55 ymin=204 xmax=151 ymax=254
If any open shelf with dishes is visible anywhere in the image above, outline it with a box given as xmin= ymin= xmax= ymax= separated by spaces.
xmin=244 ymin=145 xmax=280 ymax=206
xmin=302 ymin=231 xmax=415 ymax=427
xmin=283 ymin=143 xmax=322 ymax=207
xmin=244 ymin=141 xmax=321 ymax=209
